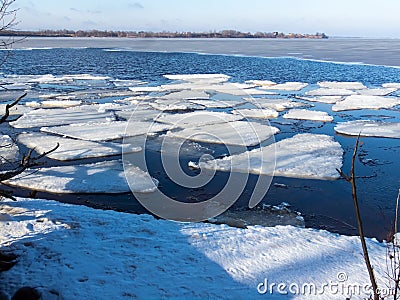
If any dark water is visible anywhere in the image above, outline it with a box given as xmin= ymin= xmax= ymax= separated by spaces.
xmin=1 ymin=39 xmax=400 ymax=239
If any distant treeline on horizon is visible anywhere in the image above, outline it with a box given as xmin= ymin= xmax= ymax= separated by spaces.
xmin=0 ymin=29 xmax=328 ymax=39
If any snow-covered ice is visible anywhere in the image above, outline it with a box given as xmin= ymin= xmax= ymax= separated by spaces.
xmin=41 ymin=121 xmax=170 ymax=142
xmin=357 ymin=88 xmax=398 ymax=96
xmin=283 ymin=109 xmax=334 ymax=122
xmin=260 ymin=82 xmax=308 ymax=91
xmin=332 ymin=95 xmax=400 ymax=111
xmin=0 ymin=135 xmax=18 ymax=164
xmin=245 ymin=79 xmax=276 ymax=87
xmin=0 ymin=197 xmax=389 ymax=299
xmin=128 ymin=86 xmax=162 ymax=92
xmin=232 ymin=108 xmax=279 ymax=119
xmin=150 ymin=100 xmax=205 ymax=111
xmin=382 ymin=82 xmax=400 ymax=88
xmin=10 ymin=106 xmax=117 ymax=129
xmin=248 ymin=98 xmax=306 ymax=111
xmin=188 ymin=99 xmax=245 ymax=108
xmin=168 ymin=121 xmax=279 ymax=147
xmin=334 ymin=120 xmax=400 ymax=139
xmin=160 ymin=90 xmax=210 ymax=100
xmin=39 ymin=100 xmax=82 ymax=108
xmin=195 ymin=134 xmax=343 ymax=179
xmin=317 ymin=81 xmax=367 ymax=90
xmin=4 ymin=160 xmax=157 ymax=193
xmin=306 ymin=88 xmax=357 ymax=96
xmin=155 ymin=111 xmax=242 ymax=127
xmin=295 ymin=96 xmax=343 ymax=104
xmin=18 ymin=132 xmax=141 ymax=161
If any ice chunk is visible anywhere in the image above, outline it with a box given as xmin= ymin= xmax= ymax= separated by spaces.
xmin=318 ymin=81 xmax=367 ymax=90
xmin=382 ymin=83 xmax=400 ymax=88
xmin=357 ymin=88 xmax=398 ymax=96
xmin=295 ymin=96 xmax=343 ymax=104
xmin=168 ymin=121 xmax=279 ymax=147
xmin=40 ymin=100 xmax=82 ymax=108
xmin=332 ymin=95 xmax=400 ymax=111
xmin=306 ymin=88 xmax=357 ymax=96
xmin=150 ymin=100 xmax=205 ymax=111
xmin=0 ymin=135 xmax=18 ymax=164
xmin=4 ymin=160 xmax=158 ymax=193
xmin=247 ymin=98 xmax=306 ymax=111
xmin=129 ymin=86 xmax=162 ymax=92
xmin=260 ymin=82 xmax=308 ymax=91
xmin=245 ymin=80 xmax=276 ymax=87
xmin=41 ymin=121 xmax=170 ymax=141
xmin=188 ymin=99 xmax=245 ymax=108
xmin=155 ymin=111 xmax=242 ymax=128
xmin=160 ymin=90 xmax=210 ymax=100
xmin=18 ymin=132 xmax=141 ymax=161
xmin=111 ymin=79 xmax=147 ymax=87
xmin=232 ymin=108 xmax=279 ymax=119
xmin=283 ymin=109 xmax=333 ymax=122
xmin=335 ymin=120 xmax=400 ymax=139
xmin=10 ymin=106 xmax=117 ymax=128
xmin=195 ymin=133 xmax=343 ymax=179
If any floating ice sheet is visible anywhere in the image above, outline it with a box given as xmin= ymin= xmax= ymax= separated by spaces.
xmin=194 ymin=133 xmax=343 ymax=179
xmin=357 ymin=88 xmax=398 ymax=96
xmin=163 ymin=74 xmax=230 ymax=82
xmin=129 ymin=86 xmax=162 ymax=92
xmin=160 ymin=90 xmax=210 ymax=100
xmin=260 ymin=82 xmax=308 ymax=91
xmin=0 ymin=135 xmax=18 ymax=164
xmin=382 ymin=83 xmax=400 ymax=88
xmin=18 ymin=132 xmax=141 ymax=161
xmin=247 ymin=98 xmax=306 ymax=111
xmin=245 ymin=80 xmax=276 ymax=87
xmin=306 ymin=88 xmax=357 ymax=96
xmin=169 ymin=121 xmax=279 ymax=147
xmin=335 ymin=120 xmax=400 ymax=139
xmin=39 ymin=100 xmax=82 ymax=108
xmin=317 ymin=81 xmax=367 ymax=90
xmin=232 ymin=108 xmax=279 ymax=119
xmin=41 ymin=121 xmax=170 ymax=142
xmin=283 ymin=109 xmax=333 ymax=122
xmin=332 ymin=95 xmax=400 ymax=111
xmin=295 ymin=96 xmax=343 ymax=104
xmin=150 ymin=100 xmax=205 ymax=111
xmin=4 ymin=160 xmax=158 ymax=193
xmin=10 ymin=106 xmax=117 ymax=128
xmin=188 ymin=99 xmax=245 ymax=108
xmin=155 ymin=111 xmax=242 ymax=128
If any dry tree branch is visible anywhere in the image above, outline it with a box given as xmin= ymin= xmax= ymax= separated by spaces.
xmin=0 ymin=92 xmax=26 ymax=123
xmin=336 ymin=134 xmax=380 ymax=300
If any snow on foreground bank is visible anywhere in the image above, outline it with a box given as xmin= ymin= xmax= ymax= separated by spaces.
xmin=0 ymin=198 xmax=390 ymax=299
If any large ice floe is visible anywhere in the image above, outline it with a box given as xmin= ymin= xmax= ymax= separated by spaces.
xmin=192 ymin=133 xmax=343 ymax=179
xmin=283 ymin=109 xmax=334 ymax=122
xmin=168 ymin=121 xmax=279 ymax=147
xmin=317 ymin=81 xmax=367 ymax=90
xmin=155 ymin=111 xmax=242 ymax=127
xmin=4 ymin=160 xmax=158 ymax=193
xmin=188 ymin=99 xmax=245 ymax=108
xmin=335 ymin=120 xmax=400 ymax=138
xmin=305 ymin=88 xmax=357 ymax=96
xmin=41 ymin=121 xmax=170 ymax=142
xmin=260 ymin=82 xmax=308 ymax=91
xmin=10 ymin=106 xmax=117 ymax=128
xmin=18 ymin=132 xmax=141 ymax=161
xmin=332 ymin=95 xmax=400 ymax=111
xmin=295 ymin=96 xmax=343 ymax=104
xmin=232 ymin=108 xmax=279 ymax=119
xmin=246 ymin=98 xmax=306 ymax=111
xmin=149 ymin=100 xmax=205 ymax=111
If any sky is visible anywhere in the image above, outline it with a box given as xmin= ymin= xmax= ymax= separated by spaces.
xmin=11 ymin=0 xmax=400 ymax=38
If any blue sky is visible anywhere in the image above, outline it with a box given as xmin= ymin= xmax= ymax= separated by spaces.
xmin=13 ymin=0 xmax=400 ymax=37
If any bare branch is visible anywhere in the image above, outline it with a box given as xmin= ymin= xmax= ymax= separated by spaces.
xmin=0 ymin=92 xmax=26 ymax=124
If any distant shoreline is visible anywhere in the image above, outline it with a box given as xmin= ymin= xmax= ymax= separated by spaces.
xmin=0 ymin=30 xmax=328 ymax=39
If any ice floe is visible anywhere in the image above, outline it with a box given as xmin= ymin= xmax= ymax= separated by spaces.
xmin=163 ymin=74 xmax=230 ymax=82
xmin=260 ymin=82 xmax=308 ymax=91
xmin=188 ymin=99 xmax=245 ymax=108
xmin=41 ymin=121 xmax=170 ymax=142
xmin=317 ymin=81 xmax=367 ymax=90
xmin=10 ymin=106 xmax=117 ymax=128
xmin=155 ymin=111 xmax=242 ymax=127
xmin=4 ymin=160 xmax=158 ymax=193
xmin=332 ymin=95 xmax=400 ymax=111
xmin=168 ymin=121 xmax=279 ymax=147
xmin=232 ymin=108 xmax=279 ymax=119
xmin=334 ymin=120 xmax=400 ymax=138
xmin=160 ymin=90 xmax=210 ymax=100
xmin=150 ymin=100 xmax=205 ymax=111
xmin=38 ymin=100 xmax=82 ymax=108
xmin=128 ymin=86 xmax=162 ymax=92
xmin=193 ymin=133 xmax=343 ymax=179
xmin=18 ymin=132 xmax=141 ymax=161
xmin=245 ymin=79 xmax=276 ymax=87
xmin=306 ymin=88 xmax=357 ymax=96
xmin=247 ymin=98 xmax=306 ymax=111
xmin=382 ymin=82 xmax=400 ymax=88
xmin=295 ymin=95 xmax=343 ymax=104
xmin=283 ymin=109 xmax=334 ymax=122
xmin=357 ymin=88 xmax=398 ymax=96
xmin=0 ymin=135 xmax=18 ymax=164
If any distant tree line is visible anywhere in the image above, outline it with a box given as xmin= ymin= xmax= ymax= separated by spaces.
xmin=0 ymin=29 xmax=328 ymax=39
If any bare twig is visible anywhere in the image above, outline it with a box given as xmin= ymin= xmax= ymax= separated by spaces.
xmin=0 ymin=92 xmax=26 ymax=123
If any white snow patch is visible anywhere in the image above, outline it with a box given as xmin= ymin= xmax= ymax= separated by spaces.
xmin=4 ymin=160 xmax=157 ymax=193
xmin=283 ymin=109 xmax=334 ymax=122
xmin=155 ymin=111 xmax=242 ymax=128
xmin=0 ymin=197 xmax=388 ymax=299
xmin=18 ymin=132 xmax=141 ymax=161
xmin=232 ymin=108 xmax=279 ymax=119
xmin=41 ymin=121 xmax=170 ymax=142
xmin=335 ymin=120 xmax=400 ymax=139
xmin=168 ymin=121 xmax=279 ymax=147
xmin=196 ymin=133 xmax=343 ymax=179
xmin=332 ymin=95 xmax=400 ymax=111
xmin=317 ymin=81 xmax=367 ymax=90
